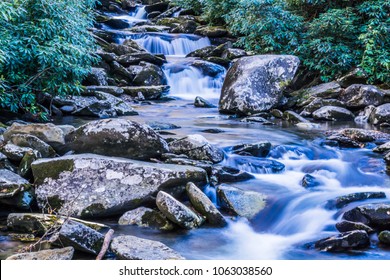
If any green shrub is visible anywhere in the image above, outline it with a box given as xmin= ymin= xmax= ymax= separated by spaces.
xmin=0 ymin=0 xmax=98 ymax=117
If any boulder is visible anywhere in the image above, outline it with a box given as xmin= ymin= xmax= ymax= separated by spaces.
xmin=231 ymin=141 xmax=271 ymax=157
xmin=186 ymin=182 xmax=226 ymax=227
xmin=32 ymin=154 xmax=207 ymax=218
xmin=118 ymin=207 xmax=175 ymax=230
xmin=378 ymin=231 xmax=390 ymax=245
xmin=210 ymin=166 xmax=254 ymax=185
xmin=187 ymin=46 xmax=218 ymax=59
xmin=337 ymin=68 xmax=367 ymax=88
xmin=64 ymin=119 xmax=169 ymax=160
xmin=369 ymin=103 xmax=390 ymax=126
xmin=219 ymin=55 xmax=300 ymax=115
xmin=7 ymin=213 xmax=62 ymax=236
xmin=132 ymin=62 xmax=168 ymax=86
xmin=117 ymin=53 xmax=166 ymax=67
xmin=6 ymin=247 xmax=74 ymax=260
xmin=189 ymin=60 xmax=225 ymax=77
xmin=0 ymin=144 xmax=33 ymax=162
xmin=145 ymin=121 xmax=180 ymax=131
xmin=8 ymin=134 xmax=56 ymax=158
xmin=0 ymin=169 xmax=32 ymax=209
xmin=335 ymin=221 xmax=374 ymax=233
xmin=217 ymin=185 xmax=267 ymax=219
xmin=195 ymin=26 xmax=228 ymax=38
xmin=221 ymin=48 xmax=247 ymax=60
xmin=168 ymin=134 xmax=224 ymax=163
xmin=326 ymin=128 xmax=390 ymax=147
xmin=326 ymin=192 xmax=386 ymax=209
xmin=84 ymin=68 xmax=108 ymax=86
xmin=300 ymin=98 xmax=345 ymax=117
xmin=340 ymin=84 xmax=384 ymax=109
xmin=240 ymin=116 xmax=274 ymax=125
xmin=156 ymin=191 xmax=204 ymax=229
xmin=291 ymin=82 xmax=342 ymax=106
xmin=283 ymin=111 xmax=309 ymax=124
xmin=194 ymin=96 xmax=216 ymax=108
xmin=111 ymin=235 xmax=185 ymax=260
xmin=373 ymin=141 xmax=390 ymax=153
xmin=314 ymin=230 xmax=370 ymax=251
xmin=3 ymin=123 xmax=65 ymax=148
xmin=312 ymin=106 xmax=355 ymax=121
xmin=59 ymin=221 xmax=104 ymax=255
xmin=343 ymin=203 xmax=390 ymax=229
xmin=122 ymin=85 xmax=170 ymax=100
xmin=225 ymin=156 xmax=285 ymax=174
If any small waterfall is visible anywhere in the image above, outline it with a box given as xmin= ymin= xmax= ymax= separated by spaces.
xmin=133 ymin=6 xmax=147 ymax=19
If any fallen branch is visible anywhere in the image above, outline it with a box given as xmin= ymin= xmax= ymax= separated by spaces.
xmin=96 ymin=229 xmax=114 ymax=260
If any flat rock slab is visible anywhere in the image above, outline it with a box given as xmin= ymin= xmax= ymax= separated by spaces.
xmin=6 ymin=247 xmax=74 ymax=260
xmin=32 ymin=154 xmax=207 ymax=218
xmin=111 ymin=235 xmax=185 ymax=260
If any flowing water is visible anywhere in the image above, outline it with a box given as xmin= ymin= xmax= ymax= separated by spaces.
xmin=2 ymin=6 xmax=389 ymax=260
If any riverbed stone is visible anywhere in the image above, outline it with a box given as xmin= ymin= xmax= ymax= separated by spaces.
xmin=117 ymin=52 xmax=166 ymax=67
xmin=6 ymin=247 xmax=74 ymax=260
xmin=195 ymin=26 xmax=228 ymax=38
xmin=221 ymin=48 xmax=247 ymax=60
xmin=85 ymin=86 xmax=124 ymax=97
xmin=314 ymin=230 xmax=370 ymax=252
xmin=118 ymin=207 xmax=175 ymax=230
xmin=0 ymin=144 xmax=34 ymax=162
xmin=186 ymin=182 xmax=226 ymax=227
xmin=194 ymin=96 xmax=216 ymax=108
xmin=326 ymin=128 xmax=390 ymax=147
xmin=231 ymin=141 xmax=271 ymax=157
xmin=122 ymin=85 xmax=170 ymax=100
xmin=225 ymin=156 xmax=285 ymax=174
xmin=217 ymin=185 xmax=267 ymax=219
xmin=312 ymin=106 xmax=355 ymax=121
xmin=300 ymin=98 xmax=345 ymax=117
xmin=219 ymin=55 xmax=300 ymax=115
xmin=0 ymin=169 xmax=31 ymax=203
xmin=32 ymin=154 xmax=207 ymax=218
xmin=7 ymin=213 xmax=62 ymax=236
xmin=341 ymin=84 xmax=384 ymax=109
xmin=373 ymin=141 xmax=390 ymax=153
xmin=378 ymin=231 xmax=390 ymax=245
xmin=8 ymin=134 xmax=56 ymax=158
xmin=283 ymin=111 xmax=309 ymax=124
xmin=59 ymin=220 xmax=104 ymax=255
xmin=291 ymin=82 xmax=342 ymax=107
xmin=64 ymin=119 xmax=169 ymax=160
xmin=111 ymin=235 xmax=185 ymax=260
xmin=301 ymin=174 xmax=321 ymax=188
xmin=146 ymin=121 xmax=180 ymax=131
xmin=156 ymin=191 xmax=204 ymax=229
xmin=132 ymin=62 xmax=168 ymax=86
xmin=369 ymin=103 xmax=390 ymax=126
xmin=335 ymin=221 xmax=374 ymax=234
xmin=210 ymin=166 xmax=254 ymax=185
xmin=168 ymin=134 xmax=224 ymax=163
xmin=337 ymin=68 xmax=367 ymax=88
xmin=326 ymin=192 xmax=386 ymax=209
xmin=343 ymin=203 xmax=390 ymax=229
xmin=189 ymin=60 xmax=225 ymax=77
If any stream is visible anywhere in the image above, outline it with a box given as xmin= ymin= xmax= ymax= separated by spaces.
xmin=2 ymin=4 xmax=390 ymax=260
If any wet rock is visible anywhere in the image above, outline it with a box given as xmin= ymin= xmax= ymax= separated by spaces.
xmin=8 ymin=134 xmax=56 ymax=158
xmin=32 ymin=154 xmax=207 ymax=217
xmin=155 ymin=6 xmax=181 ymax=19
xmin=186 ymin=182 xmax=226 ymax=227
xmin=7 ymin=213 xmax=62 ymax=236
xmin=187 ymin=46 xmax=217 ymax=59
xmin=111 ymin=235 xmax=185 ymax=260
xmin=378 ymin=231 xmax=390 ymax=245
xmin=3 ymin=123 xmax=65 ymax=149
xmin=210 ymin=166 xmax=254 ymax=185
xmin=219 ymin=55 xmax=300 ymax=115
xmin=225 ymin=156 xmax=285 ymax=174
xmin=122 ymin=85 xmax=170 ymax=100
xmin=337 ymin=68 xmax=367 ymax=88
xmin=118 ymin=207 xmax=175 ymax=230
xmin=189 ymin=60 xmax=225 ymax=77
xmin=335 ymin=221 xmax=374 ymax=234
xmin=369 ymin=103 xmax=390 ymax=126
xmin=0 ymin=144 xmax=33 ymax=162
xmin=326 ymin=128 xmax=390 ymax=147
xmin=202 ymin=128 xmax=225 ymax=134
xmin=291 ymin=82 xmax=342 ymax=106
xmin=296 ymin=122 xmax=321 ymax=130
xmin=205 ymin=57 xmax=231 ymax=68
xmin=300 ymin=98 xmax=345 ymax=117
xmin=373 ymin=141 xmax=390 ymax=153
xmin=85 ymin=86 xmax=124 ymax=97
xmin=314 ymin=230 xmax=370 ymax=252
xmin=84 ymin=68 xmax=108 ymax=86
xmin=104 ymin=17 xmax=132 ymax=29
xmin=59 ymin=220 xmax=104 ymax=255
xmin=132 ymin=62 xmax=168 ymax=86
xmin=195 ymin=26 xmax=228 ymax=38
xmin=240 ymin=116 xmax=274 ymax=125
xmin=156 ymin=191 xmax=204 ymax=229
xmin=231 ymin=141 xmax=271 ymax=157
xmin=117 ymin=52 xmax=166 ymax=67
xmin=168 ymin=134 xmax=224 ymax=163
xmin=312 ymin=106 xmax=355 ymax=121
xmin=343 ymin=203 xmax=390 ymax=229
xmin=301 ymin=174 xmax=321 ymax=188
xmin=146 ymin=121 xmax=180 ymax=131
xmin=221 ymin=48 xmax=247 ymax=60
xmin=326 ymin=192 xmax=386 ymax=209
xmin=6 ymin=247 xmax=74 ymax=260
xmin=64 ymin=119 xmax=169 ymax=160
xmin=217 ymin=185 xmax=267 ymax=219
xmin=340 ymin=84 xmax=384 ymax=109
xmin=194 ymin=96 xmax=216 ymax=108
xmin=283 ymin=111 xmax=309 ymax=124
xmin=157 ymin=17 xmax=197 ymax=33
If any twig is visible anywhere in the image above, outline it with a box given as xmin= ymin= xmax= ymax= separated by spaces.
xmin=96 ymin=229 xmax=114 ymax=260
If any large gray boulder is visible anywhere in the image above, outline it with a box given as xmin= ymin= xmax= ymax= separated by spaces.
xmin=156 ymin=191 xmax=204 ymax=229
xmin=32 ymin=154 xmax=207 ymax=218
xmin=340 ymin=84 xmax=384 ymax=109
xmin=219 ymin=55 xmax=300 ymax=115
xmin=132 ymin=62 xmax=168 ymax=86
xmin=64 ymin=119 xmax=169 ymax=160
xmin=369 ymin=103 xmax=390 ymax=125
xmin=6 ymin=247 xmax=74 ymax=260
xmin=111 ymin=235 xmax=185 ymax=260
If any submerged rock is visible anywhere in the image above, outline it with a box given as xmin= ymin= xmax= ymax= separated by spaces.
xmin=168 ymin=134 xmax=224 ymax=163
xmin=156 ymin=191 xmax=204 ymax=229
xmin=32 ymin=154 xmax=207 ymax=218
xmin=111 ymin=235 xmax=185 ymax=260
xmin=343 ymin=203 xmax=390 ymax=229
xmin=118 ymin=207 xmax=175 ymax=231
xmin=217 ymin=185 xmax=267 ymax=219
xmin=312 ymin=106 xmax=355 ymax=121
xmin=231 ymin=141 xmax=271 ymax=157
xmin=301 ymin=174 xmax=321 ymax=188
xmin=335 ymin=221 xmax=374 ymax=234
xmin=6 ymin=247 xmax=74 ymax=260
xmin=194 ymin=96 xmax=216 ymax=108
xmin=64 ymin=119 xmax=169 ymax=160
xmin=219 ymin=55 xmax=300 ymax=115
xmin=186 ymin=182 xmax=226 ymax=227
xmin=326 ymin=192 xmax=386 ymax=209
xmin=314 ymin=230 xmax=370 ymax=252
xmin=225 ymin=156 xmax=285 ymax=174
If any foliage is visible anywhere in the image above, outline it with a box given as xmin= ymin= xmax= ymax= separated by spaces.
xmin=0 ymin=0 xmax=98 ymax=117
xmin=227 ymin=0 xmax=303 ymax=54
